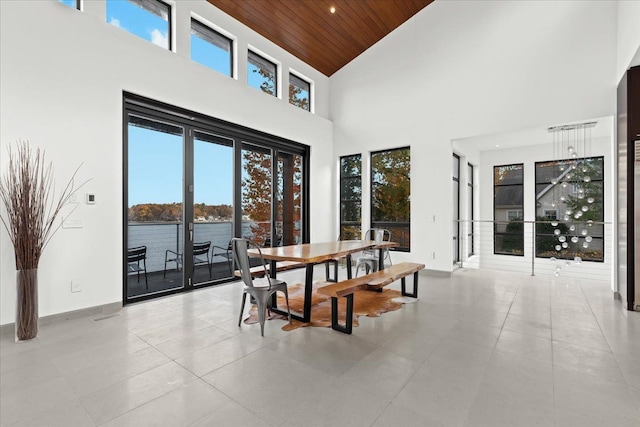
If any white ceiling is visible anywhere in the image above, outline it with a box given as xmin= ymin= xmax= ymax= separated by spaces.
xmin=454 ymin=116 xmax=613 ymax=153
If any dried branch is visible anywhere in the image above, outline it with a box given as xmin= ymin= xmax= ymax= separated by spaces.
xmin=0 ymin=140 xmax=90 ymax=270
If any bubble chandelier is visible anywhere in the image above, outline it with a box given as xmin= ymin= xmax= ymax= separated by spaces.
xmin=547 ymin=121 xmax=597 ymax=276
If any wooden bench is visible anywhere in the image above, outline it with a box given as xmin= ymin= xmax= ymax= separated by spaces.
xmin=234 ymin=260 xmax=305 ymax=278
xmin=317 ymin=262 xmax=425 ymax=334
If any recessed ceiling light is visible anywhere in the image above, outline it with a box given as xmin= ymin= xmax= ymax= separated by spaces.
xmin=495 ymin=144 xmax=500 ymax=148
xmin=330 ymin=6 xmax=336 ymax=14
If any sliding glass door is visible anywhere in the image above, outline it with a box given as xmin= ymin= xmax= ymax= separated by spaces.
xmin=193 ymin=131 xmax=234 ymax=285
xmin=126 ymin=116 xmax=185 ymax=298
xmin=124 ymin=94 xmax=309 ymax=303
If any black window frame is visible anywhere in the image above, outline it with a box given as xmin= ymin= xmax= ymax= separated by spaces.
xmin=493 ymin=163 xmax=524 ymax=256
xmin=59 ymin=0 xmax=81 ymax=9
xmin=190 ymin=18 xmax=234 ymax=78
xmin=107 ymin=0 xmax=172 ymax=51
xmin=339 ymin=154 xmax=362 ymax=240
xmin=248 ymin=50 xmax=277 ymax=97
xmin=370 ymin=147 xmax=411 ymax=252
xmin=468 ymin=162 xmax=475 ymax=256
xmin=122 ymin=92 xmax=310 ymax=305
xmin=289 ymin=73 xmax=311 ymax=111
xmin=453 ymin=154 xmax=460 ymax=264
xmin=534 ymin=156 xmax=604 ymax=262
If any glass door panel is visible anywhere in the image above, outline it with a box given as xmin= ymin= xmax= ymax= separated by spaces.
xmin=242 ymin=144 xmax=272 ymax=247
xmin=127 ymin=115 xmax=184 ymax=298
xmin=277 ymin=152 xmax=303 ymax=246
xmin=193 ymin=131 xmax=234 ymax=285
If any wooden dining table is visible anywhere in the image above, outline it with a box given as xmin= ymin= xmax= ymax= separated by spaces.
xmin=248 ymin=240 xmax=386 ymax=322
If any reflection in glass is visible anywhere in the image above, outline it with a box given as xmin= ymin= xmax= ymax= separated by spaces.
xmin=193 ymin=132 xmax=234 ymax=284
xmin=127 ymin=115 xmax=184 ymax=298
xmin=535 ymin=157 xmax=604 ymax=261
xmin=242 ymin=144 xmax=272 ymax=246
xmin=340 ymin=155 xmax=362 ymax=240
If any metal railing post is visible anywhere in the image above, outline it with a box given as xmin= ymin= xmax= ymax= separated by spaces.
xmin=531 ymin=222 xmax=535 ymax=276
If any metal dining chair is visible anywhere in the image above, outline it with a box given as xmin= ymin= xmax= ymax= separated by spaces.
xmin=355 ymin=228 xmax=392 ymax=277
xmin=127 ymin=246 xmax=148 ymax=289
xmin=232 ymin=238 xmax=291 ymax=336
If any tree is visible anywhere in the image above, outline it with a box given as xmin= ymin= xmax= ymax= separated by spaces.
xmin=371 ymin=148 xmax=410 ymax=222
xmin=289 ymin=83 xmax=309 ymax=110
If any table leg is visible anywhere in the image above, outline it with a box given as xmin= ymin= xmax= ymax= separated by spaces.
xmin=346 ymin=254 xmax=353 ymax=279
xmin=270 ymin=260 xmax=278 ymax=308
xmin=267 ymin=262 xmax=312 ymax=323
xmin=378 ymin=248 xmax=384 ymax=271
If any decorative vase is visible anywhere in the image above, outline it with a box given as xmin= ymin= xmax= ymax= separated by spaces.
xmin=15 ymin=268 xmax=38 ymax=342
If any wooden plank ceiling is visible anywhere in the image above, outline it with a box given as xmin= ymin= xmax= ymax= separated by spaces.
xmin=207 ymin=0 xmax=433 ymax=76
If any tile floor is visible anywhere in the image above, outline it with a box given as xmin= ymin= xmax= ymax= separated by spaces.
xmin=1 ymin=267 xmax=639 ymax=426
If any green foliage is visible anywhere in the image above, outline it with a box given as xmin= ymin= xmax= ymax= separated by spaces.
xmin=371 ymin=148 xmax=410 ymax=222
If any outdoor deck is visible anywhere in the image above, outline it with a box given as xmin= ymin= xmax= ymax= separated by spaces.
xmin=127 ymin=261 xmax=235 ymax=298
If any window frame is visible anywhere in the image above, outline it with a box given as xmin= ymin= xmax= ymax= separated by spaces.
xmin=339 ymin=154 xmax=362 ymax=240
xmin=190 ymin=18 xmax=234 ymax=78
xmin=493 ymin=163 xmax=524 ymax=256
xmin=468 ymin=163 xmax=475 ymax=256
xmin=289 ymin=72 xmax=311 ymax=111
xmin=107 ymin=0 xmax=172 ymax=51
xmin=247 ymin=50 xmax=278 ymax=97
xmin=370 ymin=146 xmax=411 ymax=252
xmin=534 ymin=156 xmax=605 ymax=262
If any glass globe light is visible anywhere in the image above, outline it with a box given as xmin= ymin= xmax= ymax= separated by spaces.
xmin=574 ymin=256 xmax=582 ymax=264
xmin=562 ymin=242 xmax=569 ymax=248
xmin=562 ymin=182 xmax=568 ymax=188
xmin=587 ymin=220 xmax=593 ymax=227
xmin=568 ymin=146 xmax=574 ymax=153
xmin=554 ymin=229 xmax=561 ymax=236
xmin=559 ymin=236 xmax=566 ymax=243
xmin=583 ymin=176 xmax=591 ymax=183
xmin=571 ymin=236 xmax=579 ymax=243
xmin=560 ymin=196 xmax=566 ymax=202
xmin=551 ymin=221 xmax=559 ymax=227
xmin=563 ymin=215 xmax=570 ymax=221
xmin=550 ymin=257 xmax=557 ymax=263
xmin=585 ymin=236 xmax=593 ymax=243
xmin=581 ymin=229 xmax=588 ymax=236
xmin=569 ymin=225 xmax=575 ymax=231
xmin=583 ymin=242 xmax=589 ymax=248
xmin=551 ymin=178 xmax=558 ymax=185
xmin=555 ymin=245 xmax=562 ymax=251
xmin=581 ymin=206 xmax=588 ymax=212
xmin=587 ymin=197 xmax=594 ymax=204
xmin=565 ymin=209 xmax=572 ymax=215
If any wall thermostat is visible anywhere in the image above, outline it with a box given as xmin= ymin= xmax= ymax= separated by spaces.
xmin=86 ymin=193 xmax=96 ymax=204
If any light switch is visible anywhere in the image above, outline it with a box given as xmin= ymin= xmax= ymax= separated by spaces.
xmin=86 ymin=193 xmax=96 ymax=204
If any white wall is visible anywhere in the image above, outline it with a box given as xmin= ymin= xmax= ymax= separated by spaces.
xmin=0 ymin=0 xmax=333 ymax=325
xmin=456 ymin=118 xmax=615 ymax=284
xmin=331 ymin=0 xmax=617 ymax=272
xmin=617 ymin=0 xmax=640 ymax=82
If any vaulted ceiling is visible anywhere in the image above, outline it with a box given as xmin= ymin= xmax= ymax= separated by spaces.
xmin=207 ymin=0 xmax=434 ymax=76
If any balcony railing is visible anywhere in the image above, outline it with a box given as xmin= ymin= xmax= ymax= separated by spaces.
xmin=455 ymin=220 xmax=612 ymax=282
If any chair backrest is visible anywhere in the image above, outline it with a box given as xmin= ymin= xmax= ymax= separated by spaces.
xmin=231 ymin=238 xmax=270 ymax=288
xmin=127 ymin=246 xmax=146 ymax=263
xmin=193 ymin=241 xmax=211 ymax=256
xmin=363 ymin=228 xmax=391 ymax=243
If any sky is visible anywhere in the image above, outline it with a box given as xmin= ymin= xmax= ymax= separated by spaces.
xmin=64 ymin=0 xmax=302 ymax=206
xmin=128 ymin=125 xmax=234 ymax=207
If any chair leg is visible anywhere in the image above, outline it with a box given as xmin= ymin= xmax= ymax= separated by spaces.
xmin=238 ymin=292 xmax=247 ymax=327
xmin=282 ymin=288 xmax=292 ymax=324
xmin=163 ymin=256 xmax=167 ymax=279
xmin=144 ymin=263 xmax=148 ymax=289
